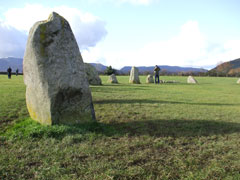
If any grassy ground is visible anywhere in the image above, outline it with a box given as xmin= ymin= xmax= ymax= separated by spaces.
xmin=1 ymin=74 xmax=240 ymax=179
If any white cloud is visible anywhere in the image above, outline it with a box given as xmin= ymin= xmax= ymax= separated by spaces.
xmin=82 ymin=21 xmax=240 ymax=69
xmin=0 ymin=4 xmax=107 ymax=58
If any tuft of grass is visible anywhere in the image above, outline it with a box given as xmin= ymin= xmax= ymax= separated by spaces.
xmin=3 ymin=118 xmax=120 ymax=141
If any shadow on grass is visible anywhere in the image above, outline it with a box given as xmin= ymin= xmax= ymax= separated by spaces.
xmin=94 ymin=99 xmax=240 ymax=106
xmin=53 ymin=119 xmax=240 ymax=138
xmin=5 ymin=118 xmax=240 ymax=140
xmin=91 ymin=85 xmax=150 ymax=92
xmin=112 ymin=119 xmax=240 ymax=137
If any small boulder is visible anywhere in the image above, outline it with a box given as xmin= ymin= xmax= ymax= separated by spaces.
xmin=187 ymin=76 xmax=198 ymax=84
xmin=23 ymin=12 xmax=95 ymax=125
xmin=146 ymin=74 xmax=154 ymax=83
xmin=108 ymin=74 xmax=118 ymax=83
xmin=129 ymin=66 xmax=140 ymax=84
xmin=84 ymin=63 xmax=102 ymax=85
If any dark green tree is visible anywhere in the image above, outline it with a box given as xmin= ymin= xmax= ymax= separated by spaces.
xmin=104 ymin=66 xmax=116 ymax=75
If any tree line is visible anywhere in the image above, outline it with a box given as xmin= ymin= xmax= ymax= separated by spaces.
xmin=102 ymin=66 xmax=240 ymax=77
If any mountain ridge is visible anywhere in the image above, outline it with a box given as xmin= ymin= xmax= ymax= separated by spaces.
xmin=210 ymin=58 xmax=240 ymax=76
xmin=120 ymin=65 xmax=207 ymax=73
xmin=0 ymin=57 xmax=207 ymax=74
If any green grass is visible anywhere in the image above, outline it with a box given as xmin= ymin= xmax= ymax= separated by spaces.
xmin=1 ymin=74 xmax=240 ymax=179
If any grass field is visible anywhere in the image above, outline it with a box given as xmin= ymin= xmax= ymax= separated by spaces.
xmin=1 ymin=74 xmax=240 ymax=179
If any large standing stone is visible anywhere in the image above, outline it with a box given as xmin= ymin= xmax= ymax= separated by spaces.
xmin=23 ymin=12 xmax=95 ymax=125
xmin=108 ymin=74 xmax=118 ymax=83
xmin=237 ymin=78 xmax=240 ymax=84
xmin=187 ymin=76 xmax=198 ymax=84
xmin=129 ymin=66 xmax=140 ymax=84
xmin=84 ymin=63 xmax=102 ymax=85
xmin=146 ymin=74 xmax=154 ymax=83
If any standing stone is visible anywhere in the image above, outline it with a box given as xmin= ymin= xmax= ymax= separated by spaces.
xmin=187 ymin=76 xmax=198 ymax=84
xmin=23 ymin=12 xmax=95 ymax=125
xmin=108 ymin=74 xmax=118 ymax=83
xmin=129 ymin=66 xmax=140 ymax=84
xmin=146 ymin=74 xmax=154 ymax=83
xmin=237 ymin=78 xmax=240 ymax=84
xmin=84 ymin=63 xmax=102 ymax=85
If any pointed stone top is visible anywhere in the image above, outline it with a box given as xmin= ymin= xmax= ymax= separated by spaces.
xmin=48 ymin=12 xmax=64 ymax=21
xmin=37 ymin=12 xmax=66 ymax=25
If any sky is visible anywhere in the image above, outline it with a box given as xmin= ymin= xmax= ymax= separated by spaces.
xmin=0 ymin=0 xmax=240 ymax=69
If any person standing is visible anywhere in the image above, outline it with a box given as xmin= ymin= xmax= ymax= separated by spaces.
xmin=154 ymin=65 xmax=160 ymax=84
xmin=7 ymin=67 xmax=12 ymax=79
xmin=16 ymin=68 xmax=19 ymax=76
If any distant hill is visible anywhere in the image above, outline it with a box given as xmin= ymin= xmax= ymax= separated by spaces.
xmin=120 ymin=65 xmax=207 ymax=74
xmin=0 ymin=57 xmax=23 ymax=72
xmin=210 ymin=58 xmax=240 ymax=76
xmin=0 ymin=58 xmax=108 ymax=74
xmin=0 ymin=57 xmax=207 ymax=75
xmin=89 ymin=63 xmax=107 ymax=73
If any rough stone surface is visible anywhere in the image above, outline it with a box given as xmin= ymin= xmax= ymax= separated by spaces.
xmin=108 ymin=74 xmax=118 ymax=83
xmin=84 ymin=63 xmax=102 ymax=85
xmin=187 ymin=76 xmax=198 ymax=84
xmin=129 ymin=66 xmax=140 ymax=84
xmin=146 ymin=74 xmax=154 ymax=83
xmin=23 ymin=12 xmax=95 ymax=125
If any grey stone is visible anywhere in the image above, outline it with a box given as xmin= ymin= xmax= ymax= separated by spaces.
xmin=187 ymin=76 xmax=198 ymax=84
xmin=146 ymin=74 xmax=154 ymax=83
xmin=84 ymin=63 xmax=102 ymax=85
xmin=23 ymin=12 xmax=95 ymax=125
xmin=129 ymin=66 xmax=140 ymax=84
xmin=108 ymin=74 xmax=118 ymax=83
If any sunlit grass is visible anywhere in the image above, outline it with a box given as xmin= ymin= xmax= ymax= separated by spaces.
xmin=1 ymin=74 xmax=240 ymax=179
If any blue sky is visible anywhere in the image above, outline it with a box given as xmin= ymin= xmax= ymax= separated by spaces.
xmin=0 ymin=0 xmax=240 ymax=69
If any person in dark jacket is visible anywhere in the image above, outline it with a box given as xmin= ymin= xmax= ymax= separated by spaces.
xmin=154 ymin=65 xmax=160 ymax=84
xmin=16 ymin=68 xmax=19 ymax=76
xmin=7 ymin=67 xmax=12 ymax=79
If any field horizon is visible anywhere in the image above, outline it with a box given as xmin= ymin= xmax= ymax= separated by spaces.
xmin=1 ymin=75 xmax=240 ymax=179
